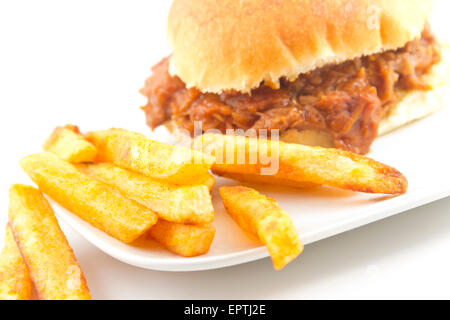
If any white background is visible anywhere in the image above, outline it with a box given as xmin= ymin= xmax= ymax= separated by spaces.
xmin=1 ymin=0 xmax=450 ymax=299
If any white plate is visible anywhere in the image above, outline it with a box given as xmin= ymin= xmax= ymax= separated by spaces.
xmin=50 ymin=105 xmax=450 ymax=272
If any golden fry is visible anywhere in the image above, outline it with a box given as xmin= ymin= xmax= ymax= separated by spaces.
xmin=86 ymin=129 xmax=215 ymax=185
xmin=197 ymin=134 xmax=408 ymax=194
xmin=214 ymin=171 xmax=318 ymax=189
xmin=8 ymin=185 xmax=91 ymax=300
xmin=20 ymin=153 xmax=158 ymax=244
xmin=77 ymin=163 xmax=214 ymax=224
xmin=195 ymin=172 xmax=216 ymax=191
xmin=147 ymin=220 xmax=215 ymax=257
xmin=220 ymin=186 xmax=302 ymax=270
xmin=0 ymin=226 xmax=32 ymax=300
xmin=43 ymin=125 xmax=97 ymax=163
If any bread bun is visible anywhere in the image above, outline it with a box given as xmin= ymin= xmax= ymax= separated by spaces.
xmin=167 ymin=0 xmax=432 ymax=93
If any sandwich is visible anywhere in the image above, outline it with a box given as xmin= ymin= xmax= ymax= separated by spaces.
xmin=141 ymin=0 xmax=448 ymax=155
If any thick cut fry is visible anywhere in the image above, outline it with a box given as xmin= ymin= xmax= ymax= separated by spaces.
xmin=197 ymin=134 xmax=408 ymax=194
xmin=86 ymin=129 xmax=215 ymax=185
xmin=77 ymin=163 xmax=214 ymax=224
xmin=8 ymin=185 xmax=91 ymax=300
xmin=220 ymin=186 xmax=302 ymax=270
xmin=195 ymin=172 xmax=216 ymax=191
xmin=0 ymin=226 xmax=32 ymax=300
xmin=43 ymin=125 xmax=97 ymax=163
xmin=147 ymin=220 xmax=215 ymax=257
xmin=215 ymin=171 xmax=318 ymax=189
xmin=20 ymin=153 xmax=158 ymax=243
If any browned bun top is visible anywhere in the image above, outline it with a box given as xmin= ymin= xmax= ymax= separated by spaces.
xmin=167 ymin=0 xmax=433 ymax=93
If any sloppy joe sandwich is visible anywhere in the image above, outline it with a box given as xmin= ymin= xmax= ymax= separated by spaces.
xmin=141 ymin=0 xmax=448 ymax=154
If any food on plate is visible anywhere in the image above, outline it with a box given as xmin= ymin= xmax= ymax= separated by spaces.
xmin=20 ymin=152 xmax=158 ymax=244
xmin=197 ymin=134 xmax=408 ymax=194
xmin=147 ymin=220 xmax=216 ymax=257
xmin=214 ymin=171 xmax=318 ymax=189
xmin=0 ymin=226 xmax=33 ymax=300
xmin=86 ymin=129 xmax=215 ymax=186
xmin=219 ymin=186 xmax=302 ymax=270
xmin=8 ymin=184 xmax=91 ymax=300
xmin=195 ymin=172 xmax=216 ymax=191
xmin=77 ymin=163 xmax=214 ymax=224
xmin=43 ymin=124 xmax=97 ymax=163
xmin=141 ymin=0 xmax=447 ymax=155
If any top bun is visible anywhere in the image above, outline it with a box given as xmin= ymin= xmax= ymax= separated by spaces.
xmin=167 ymin=0 xmax=433 ymax=93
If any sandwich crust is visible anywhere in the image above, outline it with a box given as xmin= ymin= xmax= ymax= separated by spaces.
xmin=168 ymin=0 xmax=432 ymax=93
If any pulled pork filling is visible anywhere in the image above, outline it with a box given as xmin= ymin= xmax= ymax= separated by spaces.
xmin=141 ymin=27 xmax=440 ymax=154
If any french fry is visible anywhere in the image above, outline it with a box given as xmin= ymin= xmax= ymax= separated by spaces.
xmin=197 ymin=134 xmax=408 ymax=194
xmin=0 ymin=226 xmax=32 ymax=300
xmin=219 ymin=186 xmax=303 ymax=270
xmin=214 ymin=171 xmax=318 ymax=189
xmin=196 ymin=172 xmax=216 ymax=191
xmin=77 ymin=163 xmax=214 ymax=224
xmin=20 ymin=152 xmax=158 ymax=244
xmin=147 ymin=220 xmax=216 ymax=257
xmin=86 ymin=129 xmax=215 ymax=185
xmin=43 ymin=124 xmax=97 ymax=163
xmin=8 ymin=185 xmax=91 ymax=300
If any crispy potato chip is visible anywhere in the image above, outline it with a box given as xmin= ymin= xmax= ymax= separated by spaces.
xmin=20 ymin=153 xmax=158 ymax=243
xmin=0 ymin=226 xmax=32 ymax=300
xmin=147 ymin=220 xmax=216 ymax=257
xmin=8 ymin=185 xmax=91 ymax=300
xmin=77 ymin=163 xmax=214 ymax=224
xmin=86 ymin=129 xmax=215 ymax=185
xmin=43 ymin=125 xmax=97 ymax=163
xmin=219 ymin=186 xmax=303 ymax=270
xmin=197 ymin=134 xmax=408 ymax=194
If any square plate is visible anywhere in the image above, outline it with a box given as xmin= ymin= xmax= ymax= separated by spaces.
xmin=50 ymin=105 xmax=450 ymax=271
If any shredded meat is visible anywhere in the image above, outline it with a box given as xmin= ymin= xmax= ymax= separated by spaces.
xmin=141 ymin=27 xmax=440 ymax=154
